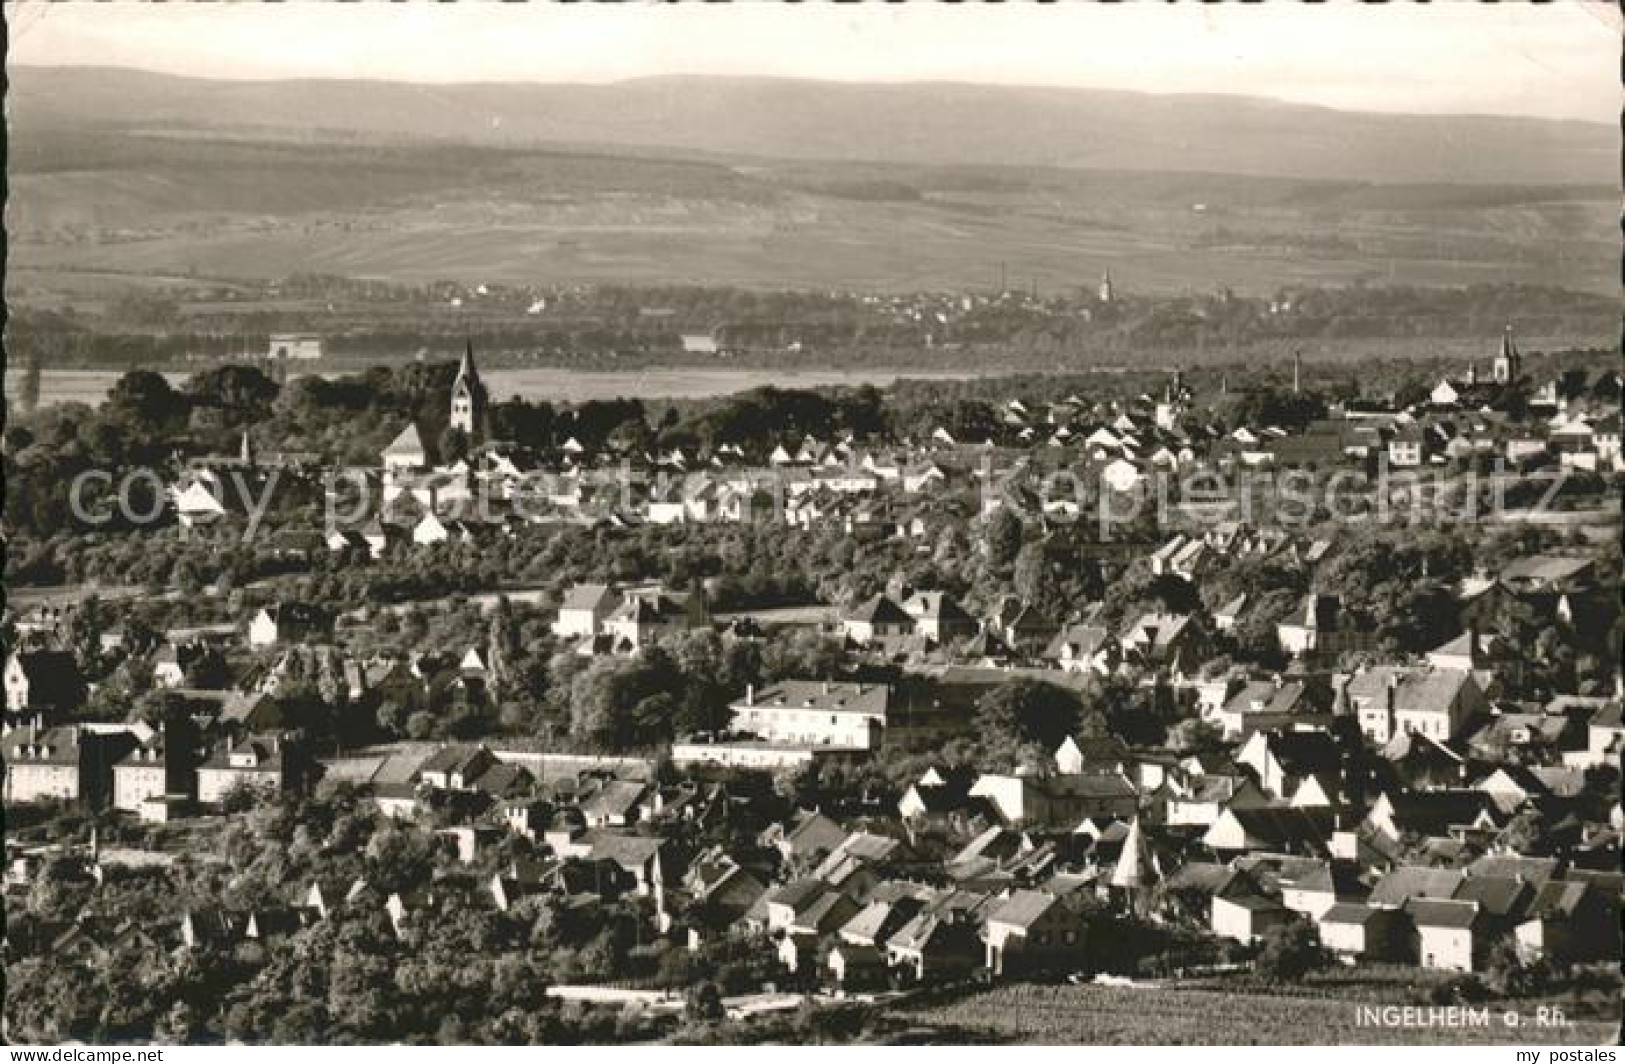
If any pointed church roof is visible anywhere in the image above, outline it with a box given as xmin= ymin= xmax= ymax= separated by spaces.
xmin=383 ymin=423 xmax=427 ymax=457
xmin=1109 ymin=816 xmax=1154 ymax=889
xmin=1500 ymin=323 xmax=1518 ymax=360
xmin=453 ymin=340 xmax=486 ymax=397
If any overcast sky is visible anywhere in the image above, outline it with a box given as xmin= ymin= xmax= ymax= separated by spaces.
xmin=7 ymin=1 xmax=1619 ymax=123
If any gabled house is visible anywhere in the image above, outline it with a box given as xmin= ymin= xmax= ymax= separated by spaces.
xmin=1119 ymin=612 xmax=1208 ymax=677
xmin=885 ymin=900 xmax=986 ymax=985
xmin=970 ymin=769 xmax=1139 ymax=827
xmin=1363 ymin=791 xmax=1499 ymax=843
xmin=763 ymin=810 xmax=848 ymax=868
xmin=197 ymin=734 xmax=294 ymax=806
xmin=1044 ymin=623 xmax=1120 ymax=676
xmin=901 ymin=591 xmax=977 ymax=643
xmin=1235 ymin=729 xmax=1342 ymax=804
xmin=1344 ymin=667 xmax=1487 ymax=744
xmin=983 ymin=890 xmax=1083 ymax=977
xmin=3 ymin=723 xmax=131 ymax=808
xmin=825 ymin=941 xmax=890 ymax=990
xmin=1406 ymin=898 xmax=1486 ymax=972
xmin=112 ymin=735 xmax=192 ymax=815
xmin=416 ymin=744 xmax=498 ymax=792
xmin=1212 ymin=678 xmax=1325 ymax=740
xmin=601 ymin=589 xmax=703 ymax=651
xmin=1276 ymin=594 xmax=1373 ymax=659
xmin=579 ymin=780 xmax=649 ymax=828
xmin=247 ymin=603 xmax=333 ymax=649
xmin=1211 ymin=890 xmax=1291 ymax=944
xmin=842 ymin=594 xmax=914 ymax=646
xmin=729 ymin=680 xmax=890 ymax=751
xmin=1319 ymin=903 xmax=1407 ymax=962
xmin=1515 ymin=880 xmax=1616 ymax=964
xmin=1201 ymin=806 xmax=1333 ymax=856
xmin=381 ymin=423 xmax=428 ymax=471
xmin=551 ymin=583 xmax=622 ymax=639
xmin=4 ymin=650 xmax=86 ymax=718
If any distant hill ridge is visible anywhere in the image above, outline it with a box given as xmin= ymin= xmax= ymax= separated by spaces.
xmin=9 ymin=65 xmax=1613 ymax=185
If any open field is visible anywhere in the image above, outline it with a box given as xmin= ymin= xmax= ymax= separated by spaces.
xmin=888 ymin=982 xmax=1622 ymax=1045
xmin=11 ymin=175 xmax=1611 ymax=298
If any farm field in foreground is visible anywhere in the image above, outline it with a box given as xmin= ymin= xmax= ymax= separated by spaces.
xmin=888 ymin=984 xmax=1622 ymax=1045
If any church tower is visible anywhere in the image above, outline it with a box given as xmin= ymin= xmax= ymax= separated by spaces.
xmin=449 ymin=340 xmax=489 ymax=440
xmin=1492 ymin=324 xmax=1521 ymax=384
xmin=1098 ymin=269 xmax=1114 ymax=304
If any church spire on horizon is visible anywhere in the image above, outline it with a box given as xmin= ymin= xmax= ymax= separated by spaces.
xmin=449 ymin=338 xmax=489 ymax=440
xmin=1493 ymin=322 xmax=1522 ymax=384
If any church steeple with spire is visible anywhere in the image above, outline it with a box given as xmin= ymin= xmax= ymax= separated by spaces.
xmin=449 ymin=340 xmax=489 ymax=440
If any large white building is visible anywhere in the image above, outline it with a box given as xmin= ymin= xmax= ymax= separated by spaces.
xmin=729 ymin=680 xmax=890 ymax=750
xmin=266 ymin=333 xmax=323 ymax=361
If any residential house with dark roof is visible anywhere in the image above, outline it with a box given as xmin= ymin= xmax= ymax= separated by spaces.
xmin=1044 ymin=623 xmax=1120 ymax=676
xmin=1211 ymin=889 xmax=1292 ymax=944
xmin=3 ymin=723 xmax=133 ymax=808
xmin=825 ymin=941 xmax=889 ymax=991
xmin=112 ymin=734 xmax=193 ymax=816
xmin=1366 ymin=866 xmax=1468 ymax=910
xmin=579 ymin=780 xmax=649 ymax=828
xmin=1276 ymin=594 xmax=1374 ymax=660
xmin=901 ymin=591 xmax=977 ymax=643
xmin=1119 ymin=612 xmax=1208 ymax=678
xmin=196 ymin=734 xmax=294 ymax=806
xmin=1406 ymin=897 xmax=1486 ymax=972
xmin=4 ymin=650 xmax=86 ymax=720
xmin=1235 ymin=729 xmax=1343 ymax=805
xmin=1318 ymin=902 xmax=1407 ymax=962
xmin=1212 ymin=678 xmax=1328 ymax=740
xmin=1363 ymin=790 xmax=1500 ymax=843
xmin=841 ymin=594 xmax=914 ymax=646
xmin=983 ymin=889 xmax=1084 ymax=977
xmin=728 ymin=680 xmax=890 ymax=751
xmin=1165 ymin=775 xmax=1269 ymax=828
xmin=1201 ymin=806 xmax=1334 ymax=856
xmin=246 ymin=603 xmax=333 ymax=649
xmin=602 ymin=589 xmax=704 ymax=651
xmin=885 ymin=893 xmax=989 ymax=985
xmin=1515 ymin=879 xmax=1617 ymax=964
xmin=551 ymin=583 xmax=623 ymax=639
xmin=1053 ymin=734 xmax=1131 ymax=776
xmin=762 ymin=810 xmax=849 ymax=868
xmin=416 ymin=744 xmax=499 ymax=792
xmin=969 ymin=769 xmax=1139 ymax=827
xmin=1344 ymin=667 xmax=1487 ymax=744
